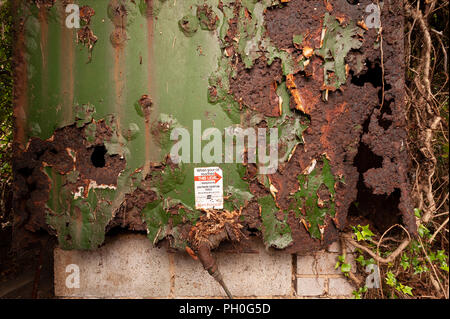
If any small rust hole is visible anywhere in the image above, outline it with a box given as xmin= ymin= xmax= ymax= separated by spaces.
xmin=91 ymin=145 xmax=107 ymax=168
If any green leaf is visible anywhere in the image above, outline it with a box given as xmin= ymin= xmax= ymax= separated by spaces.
xmin=352 ymin=291 xmax=361 ymax=299
xmin=386 ymin=271 xmax=397 ymax=287
xmin=353 ymin=224 xmax=374 ymax=241
xmin=414 ymin=208 xmax=422 ymax=218
xmin=361 ymin=224 xmax=374 ymax=239
xmin=400 ymin=253 xmax=410 ymax=271
xmin=356 ymin=255 xmax=365 ymax=265
xmin=352 ymin=286 xmax=368 ymax=299
xmin=341 ymin=263 xmax=351 ymax=273
xmin=356 ymin=231 xmax=364 ymax=241
xmin=397 ymin=283 xmax=413 ymax=296
xmin=436 ymin=250 xmax=448 ymax=262
xmin=418 ymin=224 xmax=430 ymax=238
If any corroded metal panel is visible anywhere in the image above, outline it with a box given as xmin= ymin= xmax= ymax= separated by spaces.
xmin=13 ymin=0 xmax=415 ymax=254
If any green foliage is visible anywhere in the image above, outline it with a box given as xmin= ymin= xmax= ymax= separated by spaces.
xmin=352 ymin=214 xmax=448 ymax=299
xmin=335 ymin=254 xmax=351 ymax=276
xmin=352 ymin=286 xmax=368 ymax=299
xmin=414 ymin=208 xmax=422 ymax=218
xmin=418 ymin=224 xmax=430 ymax=238
xmin=429 ymin=250 xmax=449 ymax=272
xmin=385 ymin=271 xmax=397 ymax=287
xmin=400 ymin=253 xmax=410 ymax=271
xmin=406 ymin=238 xmax=449 ymax=274
xmin=385 ymin=271 xmax=413 ymax=296
xmin=355 ymin=254 xmax=375 ymax=267
xmin=352 ymin=224 xmax=375 ymax=241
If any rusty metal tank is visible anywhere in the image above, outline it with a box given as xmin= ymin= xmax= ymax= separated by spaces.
xmin=13 ymin=0 xmax=415 ymax=259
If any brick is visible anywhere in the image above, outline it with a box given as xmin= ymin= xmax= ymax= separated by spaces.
xmin=54 ymin=234 xmax=171 ymax=298
xmin=297 ymin=252 xmax=356 ymax=275
xmin=174 ymin=241 xmax=292 ymax=297
xmin=328 ymin=277 xmax=355 ymax=296
xmin=296 ymin=278 xmax=326 ymax=296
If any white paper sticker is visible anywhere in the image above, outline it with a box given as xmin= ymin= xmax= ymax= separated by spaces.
xmin=194 ymin=167 xmax=223 ymax=210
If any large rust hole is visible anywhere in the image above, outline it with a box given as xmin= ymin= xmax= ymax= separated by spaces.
xmin=348 ymin=182 xmax=402 ymax=234
xmin=353 ymin=142 xmax=383 ymax=173
xmin=91 ymin=145 xmax=107 ymax=168
xmin=349 ymin=128 xmax=402 ymax=233
xmin=17 ymin=167 xmax=33 ymax=177
xmin=351 ymin=60 xmax=383 ymax=88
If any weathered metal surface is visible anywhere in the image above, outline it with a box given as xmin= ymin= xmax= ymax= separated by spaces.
xmin=13 ymin=0 xmax=415 ymax=254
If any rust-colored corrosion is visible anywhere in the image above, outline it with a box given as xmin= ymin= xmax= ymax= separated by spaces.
xmin=231 ymin=56 xmax=283 ymax=117
xmin=13 ymin=121 xmax=126 ymax=249
xmin=262 ymin=0 xmax=416 ymax=253
xmin=144 ymin=0 xmax=156 ymax=177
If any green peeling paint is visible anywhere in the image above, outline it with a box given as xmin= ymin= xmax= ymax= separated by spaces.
xmin=258 ymin=195 xmax=293 ymax=249
xmin=141 ymin=196 xmax=199 ymax=249
xmin=293 ymin=156 xmax=337 ymax=239
xmin=45 ymin=165 xmax=118 ymax=250
xmin=43 ymin=106 xmax=139 ymax=249
xmin=197 ymin=4 xmax=219 ymax=31
xmin=315 ymin=13 xmax=365 ymax=94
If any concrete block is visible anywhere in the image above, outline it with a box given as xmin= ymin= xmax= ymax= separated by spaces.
xmin=297 ymin=252 xmax=356 ymax=275
xmin=296 ymin=278 xmax=326 ymax=297
xmin=328 ymin=277 xmax=355 ymax=297
xmin=54 ymin=234 xmax=171 ymax=298
xmin=326 ymin=241 xmax=341 ymax=253
xmin=327 ymin=240 xmax=356 ymax=253
xmin=174 ymin=241 xmax=292 ymax=297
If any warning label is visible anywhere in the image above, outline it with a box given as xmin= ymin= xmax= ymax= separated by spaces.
xmin=194 ymin=167 xmax=223 ymax=210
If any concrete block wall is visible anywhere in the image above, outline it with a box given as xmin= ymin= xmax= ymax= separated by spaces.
xmin=54 ymin=234 xmax=357 ymax=298
xmin=296 ymin=241 xmax=357 ymax=298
